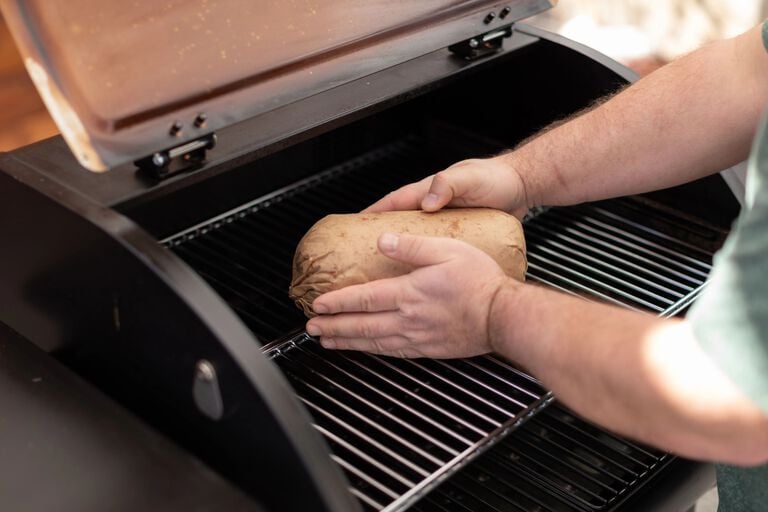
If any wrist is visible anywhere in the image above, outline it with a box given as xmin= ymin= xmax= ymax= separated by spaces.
xmin=493 ymin=152 xmax=536 ymax=212
xmin=487 ymin=278 xmax=526 ymax=355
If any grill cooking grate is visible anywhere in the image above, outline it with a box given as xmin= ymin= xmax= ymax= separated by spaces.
xmin=410 ymin=405 xmax=668 ymax=512
xmin=267 ymin=336 xmax=549 ymax=511
xmin=163 ymin=133 xmax=724 ymax=511
xmin=524 ymin=201 xmax=713 ymax=314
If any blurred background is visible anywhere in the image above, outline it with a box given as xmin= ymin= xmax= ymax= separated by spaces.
xmin=530 ymin=0 xmax=768 ymax=75
xmin=0 ymin=1 xmax=767 ymax=151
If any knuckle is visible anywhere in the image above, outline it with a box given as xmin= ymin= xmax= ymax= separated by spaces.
xmin=403 ymin=236 xmax=426 ymax=261
xmin=360 ymin=321 xmax=379 ymax=339
xmin=371 ymin=338 xmax=387 ymax=354
xmin=398 ymin=303 xmax=416 ymax=322
xmin=409 ymin=330 xmax=426 ymax=345
xmin=432 ymin=171 xmax=450 ymax=187
xmin=359 ymin=289 xmax=376 ymax=312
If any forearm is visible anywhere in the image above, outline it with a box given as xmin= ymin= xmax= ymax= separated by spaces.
xmin=490 ymin=280 xmax=768 ymax=465
xmin=503 ymin=25 xmax=768 ymax=208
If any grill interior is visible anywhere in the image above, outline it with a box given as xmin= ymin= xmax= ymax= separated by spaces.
xmin=163 ymin=130 xmax=725 ymax=511
xmin=411 ymin=404 xmax=669 ymax=512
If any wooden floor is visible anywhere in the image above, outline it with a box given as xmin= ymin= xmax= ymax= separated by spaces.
xmin=0 ymin=15 xmax=58 ymax=152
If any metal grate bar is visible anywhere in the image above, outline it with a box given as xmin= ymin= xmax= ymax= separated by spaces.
xmin=537 ymin=220 xmax=704 ymax=288
xmin=545 ymin=210 xmax=711 ymax=279
xmin=530 ymin=243 xmax=677 ymax=305
xmin=337 ymin=353 xmax=492 ymax=437
xmin=477 ymin=355 xmax=544 ymax=391
xmin=524 ymin=223 xmax=694 ymax=294
xmin=287 ymin=346 xmax=466 ymax=456
xmin=527 ymin=260 xmax=637 ymax=309
xmin=432 ymin=360 xmax=527 ymax=413
xmin=528 ymin=254 xmax=663 ymax=311
xmin=351 ymin=487 xmax=386 ymax=512
xmin=463 ymin=358 xmax=543 ymax=400
xmin=590 ymin=207 xmax=715 ymax=262
xmin=524 ymin=418 xmax=641 ymax=479
xmin=362 ymin=355 xmax=503 ymax=429
xmin=318 ymin=424 xmax=418 ymax=488
xmin=300 ymin=397 xmax=436 ymax=478
xmin=331 ymin=454 xmax=401 ymax=500
xmin=540 ymin=406 xmax=659 ymax=465
xmin=487 ymin=444 xmax=613 ymax=505
xmin=513 ymin=430 xmax=634 ymax=485
xmin=296 ymin=344 xmax=477 ymax=449
xmin=398 ymin=358 xmax=534 ymax=421
xmin=297 ymin=381 xmax=443 ymax=471
xmin=525 ymin=229 xmax=687 ymax=298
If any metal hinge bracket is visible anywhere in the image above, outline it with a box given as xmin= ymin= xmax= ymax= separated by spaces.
xmin=135 ymin=132 xmax=217 ymax=180
xmin=449 ymin=25 xmax=514 ymax=61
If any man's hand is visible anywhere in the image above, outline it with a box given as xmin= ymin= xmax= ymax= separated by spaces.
xmin=364 ymin=157 xmax=529 ymax=218
xmin=305 ymin=232 xmax=510 ymax=358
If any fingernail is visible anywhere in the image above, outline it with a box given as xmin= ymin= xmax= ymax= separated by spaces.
xmin=320 ymin=337 xmax=336 ymax=349
xmin=379 ymin=233 xmax=399 ymax=253
xmin=423 ymin=193 xmax=439 ymax=209
xmin=313 ymin=302 xmax=328 ymax=314
xmin=306 ymin=323 xmax=322 ymax=336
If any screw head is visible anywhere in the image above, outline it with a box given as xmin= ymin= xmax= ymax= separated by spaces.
xmin=169 ymin=121 xmax=183 ymax=136
xmin=196 ymin=360 xmax=215 ymax=382
xmin=500 ymin=6 xmax=512 ymax=19
xmin=484 ymin=12 xmax=496 ymax=24
xmin=194 ymin=113 xmax=207 ymax=128
xmin=152 ymin=153 xmax=168 ymax=167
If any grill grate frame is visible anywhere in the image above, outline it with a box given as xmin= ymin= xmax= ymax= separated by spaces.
xmin=163 ymin=133 xmax=725 ymax=511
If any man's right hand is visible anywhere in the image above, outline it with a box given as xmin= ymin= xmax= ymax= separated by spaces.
xmin=363 ymin=156 xmax=530 ymax=218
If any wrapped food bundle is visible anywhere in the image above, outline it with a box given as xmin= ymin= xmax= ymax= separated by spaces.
xmin=289 ymin=208 xmax=527 ymax=317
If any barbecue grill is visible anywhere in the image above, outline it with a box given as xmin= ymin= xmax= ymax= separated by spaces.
xmin=0 ymin=1 xmax=736 ymax=511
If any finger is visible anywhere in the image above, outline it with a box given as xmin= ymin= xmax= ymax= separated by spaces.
xmin=421 ymin=164 xmax=483 ymax=211
xmin=378 ymin=232 xmax=471 ymax=267
xmin=318 ymin=335 xmax=413 ymax=355
xmin=363 ymin=178 xmax=432 ymax=213
xmin=311 ymin=278 xmax=403 ymax=314
xmin=306 ymin=311 xmax=401 ymax=340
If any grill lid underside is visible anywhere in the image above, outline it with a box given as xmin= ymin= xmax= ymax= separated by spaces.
xmin=0 ymin=0 xmax=555 ymax=171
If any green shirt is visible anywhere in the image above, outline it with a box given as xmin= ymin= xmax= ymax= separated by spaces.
xmin=687 ymin=22 xmax=768 ymax=512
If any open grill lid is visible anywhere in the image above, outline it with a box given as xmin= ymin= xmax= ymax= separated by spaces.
xmin=0 ymin=0 xmax=555 ymax=172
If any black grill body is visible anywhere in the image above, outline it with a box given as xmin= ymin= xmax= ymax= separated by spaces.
xmin=0 ymin=25 xmax=733 ymax=512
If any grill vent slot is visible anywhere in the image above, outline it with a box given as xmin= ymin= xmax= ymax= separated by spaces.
xmin=163 ymin=134 xmax=724 ymax=511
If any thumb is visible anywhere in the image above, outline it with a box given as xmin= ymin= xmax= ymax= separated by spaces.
xmin=421 ymin=170 xmax=458 ymax=212
xmin=420 ymin=164 xmax=481 ymax=212
xmin=378 ymin=233 xmax=466 ymax=267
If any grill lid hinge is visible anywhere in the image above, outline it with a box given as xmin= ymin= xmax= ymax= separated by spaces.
xmin=134 ymin=132 xmax=217 ymax=180
xmin=449 ymin=24 xmax=514 ymax=61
